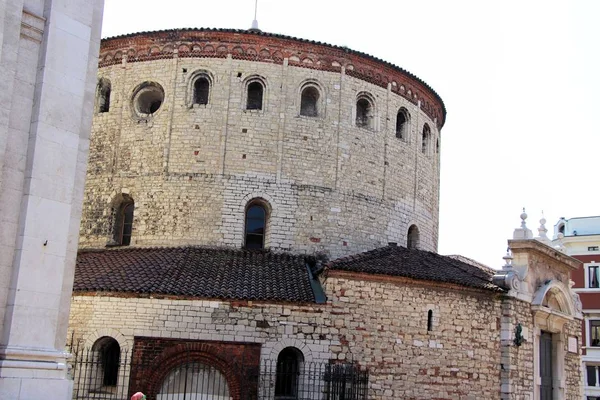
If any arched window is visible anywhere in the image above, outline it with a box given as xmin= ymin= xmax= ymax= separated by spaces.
xmin=300 ymin=86 xmax=320 ymax=117
xmin=421 ymin=124 xmax=431 ymax=154
xmin=407 ymin=225 xmax=420 ymax=250
xmin=245 ymin=202 xmax=267 ymax=249
xmin=396 ymin=108 xmax=409 ymax=139
xmin=427 ymin=310 xmax=433 ymax=331
xmin=275 ymin=347 xmax=304 ymax=399
xmin=356 ymin=95 xmax=374 ymax=129
xmin=97 ymin=78 xmax=111 ymax=113
xmin=193 ymin=77 xmax=210 ymax=105
xmin=111 ymin=195 xmax=134 ymax=246
xmin=92 ymin=337 xmax=120 ymax=387
xmin=159 ymin=362 xmax=230 ymax=400
xmin=246 ymin=81 xmax=264 ymax=110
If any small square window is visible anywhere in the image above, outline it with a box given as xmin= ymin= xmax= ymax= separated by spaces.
xmin=591 ymin=321 xmax=600 ymax=347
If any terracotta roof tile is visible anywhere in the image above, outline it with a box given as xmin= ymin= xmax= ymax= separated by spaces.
xmin=74 ymin=246 xmax=317 ymax=302
xmin=327 ymin=245 xmax=504 ymax=292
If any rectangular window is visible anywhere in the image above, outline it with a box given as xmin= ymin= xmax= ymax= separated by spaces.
xmin=589 ymin=246 xmax=599 ymax=252
xmin=591 ymin=321 xmax=600 ymax=347
xmin=588 ymin=365 xmax=598 ymax=387
xmin=590 ymin=265 xmax=600 ymax=288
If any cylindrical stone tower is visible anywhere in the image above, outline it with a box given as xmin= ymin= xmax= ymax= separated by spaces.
xmin=79 ymin=28 xmax=446 ymax=258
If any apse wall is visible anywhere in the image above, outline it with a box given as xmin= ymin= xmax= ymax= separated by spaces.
xmin=79 ymin=29 xmax=446 ymax=257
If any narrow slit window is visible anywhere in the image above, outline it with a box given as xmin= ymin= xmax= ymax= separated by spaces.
xmin=245 ymin=204 xmax=266 ymax=249
xmin=422 ymin=124 xmax=431 ymax=154
xmin=300 ymin=86 xmax=319 ymax=117
xmin=246 ymin=81 xmax=264 ymax=110
xmin=121 ymin=203 xmax=134 ymax=246
xmin=427 ymin=310 xmax=433 ymax=331
xmin=193 ymin=77 xmax=210 ymax=105
xmin=97 ymin=79 xmax=111 ymax=113
xmin=111 ymin=197 xmax=134 ymax=246
xmin=396 ymin=109 xmax=408 ymax=139
xmin=407 ymin=225 xmax=420 ymax=250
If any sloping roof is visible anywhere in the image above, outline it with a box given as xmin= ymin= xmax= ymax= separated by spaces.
xmin=446 ymin=254 xmax=497 ymax=275
xmin=74 ymin=246 xmax=317 ymax=303
xmin=327 ymin=245 xmax=503 ymax=292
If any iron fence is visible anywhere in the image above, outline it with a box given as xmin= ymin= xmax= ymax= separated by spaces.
xmin=69 ymin=348 xmax=368 ymax=400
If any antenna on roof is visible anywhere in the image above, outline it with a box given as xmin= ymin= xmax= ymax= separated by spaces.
xmin=249 ymin=0 xmax=261 ymax=32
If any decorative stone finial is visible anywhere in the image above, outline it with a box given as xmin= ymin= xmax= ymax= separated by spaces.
xmin=555 ymin=232 xmax=566 ymax=253
xmin=535 ymin=211 xmax=551 ymax=245
xmin=502 ymin=247 xmax=513 ymax=269
xmin=513 ymin=208 xmax=533 ymax=240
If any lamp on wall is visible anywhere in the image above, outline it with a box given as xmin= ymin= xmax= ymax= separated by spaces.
xmin=514 ymin=323 xmax=524 ymax=347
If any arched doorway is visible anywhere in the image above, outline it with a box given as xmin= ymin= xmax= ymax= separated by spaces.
xmin=275 ymin=347 xmax=304 ymax=399
xmin=91 ymin=336 xmax=121 ymax=390
xmin=158 ymin=361 xmax=232 ymax=400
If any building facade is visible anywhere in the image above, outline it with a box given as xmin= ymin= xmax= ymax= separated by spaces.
xmin=79 ymin=28 xmax=445 ymax=257
xmin=553 ymin=216 xmax=600 ymax=399
xmin=65 ymin=28 xmax=585 ymax=400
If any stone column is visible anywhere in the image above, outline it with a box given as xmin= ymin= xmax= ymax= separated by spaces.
xmin=0 ymin=0 xmax=104 ymax=398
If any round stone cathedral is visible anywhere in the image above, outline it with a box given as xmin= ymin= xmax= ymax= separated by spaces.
xmin=79 ymin=28 xmax=446 ymax=257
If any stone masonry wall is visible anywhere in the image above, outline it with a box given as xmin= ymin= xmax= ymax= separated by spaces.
xmin=68 ymin=274 xmax=504 ymax=400
xmin=324 ymin=272 xmax=503 ymax=399
xmin=79 ymin=32 xmax=441 ymax=257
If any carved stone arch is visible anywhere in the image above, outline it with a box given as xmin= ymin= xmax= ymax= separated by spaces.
xmin=532 ymin=280 xmax=576 ymax=317
xmin=265 ymin=338 xmax=314 ymax=363
xmin=84 ymin=328 xmax=131 ymax=350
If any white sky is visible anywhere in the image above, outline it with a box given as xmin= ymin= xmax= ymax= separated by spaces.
xmin=101 ymin=0 xmax=600 ymax=268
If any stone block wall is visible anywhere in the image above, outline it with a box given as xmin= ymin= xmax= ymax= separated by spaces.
xmin=324 ymin=272 xmax=504 ymax=399
xmin=68 ymin=273 xmax=505 ymax=399
xmin=78 ymin=30 xmax=443 ymax=257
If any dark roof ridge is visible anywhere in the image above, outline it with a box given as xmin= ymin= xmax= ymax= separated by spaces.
xmin=100 ymin=27 xmax=446 ymax=123
xmin=326 ymin=244 xmax=503 ymax=292
xmin=77 ymin=244 xmax=308 ymax=258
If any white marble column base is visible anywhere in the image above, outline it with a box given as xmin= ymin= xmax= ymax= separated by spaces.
xmin=0 ymin=345 xmax=72 ymax=399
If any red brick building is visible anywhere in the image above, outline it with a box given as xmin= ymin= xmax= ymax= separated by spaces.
xmin=554 ymin=216 xmax=600 ymax=399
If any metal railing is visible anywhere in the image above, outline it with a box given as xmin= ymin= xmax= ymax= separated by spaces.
xmin=69 ymin=348 xmax=368 ymax=400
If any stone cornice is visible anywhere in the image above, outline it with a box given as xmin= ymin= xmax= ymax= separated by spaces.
xmin=98 ymin=28 xmax=446 ymax=129
xmin=509 ymin=239 xmax=582 ymax=271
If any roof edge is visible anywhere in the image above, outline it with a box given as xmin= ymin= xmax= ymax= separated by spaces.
xmin=100 ymin=27 xmax=446 ymax=126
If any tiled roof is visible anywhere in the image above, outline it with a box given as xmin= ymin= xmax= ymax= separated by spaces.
xmin=327 ymin=245 xmax=504 ymax=292
xmin=74 ymin=246 xmax=317 ymax=303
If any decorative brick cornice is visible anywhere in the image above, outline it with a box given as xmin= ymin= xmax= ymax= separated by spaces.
xmin=99 ymin=28 xmax=446 ymax=129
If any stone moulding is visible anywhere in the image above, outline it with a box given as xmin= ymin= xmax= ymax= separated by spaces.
xmin=98 ymin=28 xmax=446 ymax=129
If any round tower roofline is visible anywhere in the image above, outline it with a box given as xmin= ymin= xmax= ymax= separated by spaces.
xmin=99 ymin=27 xmax=447 ymax=129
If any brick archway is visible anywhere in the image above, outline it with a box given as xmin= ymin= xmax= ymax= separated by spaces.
xmin=144 ymin=349 xmax=239 ymax=400
xmin=129 ymin=338 xmax=261 ymax=400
